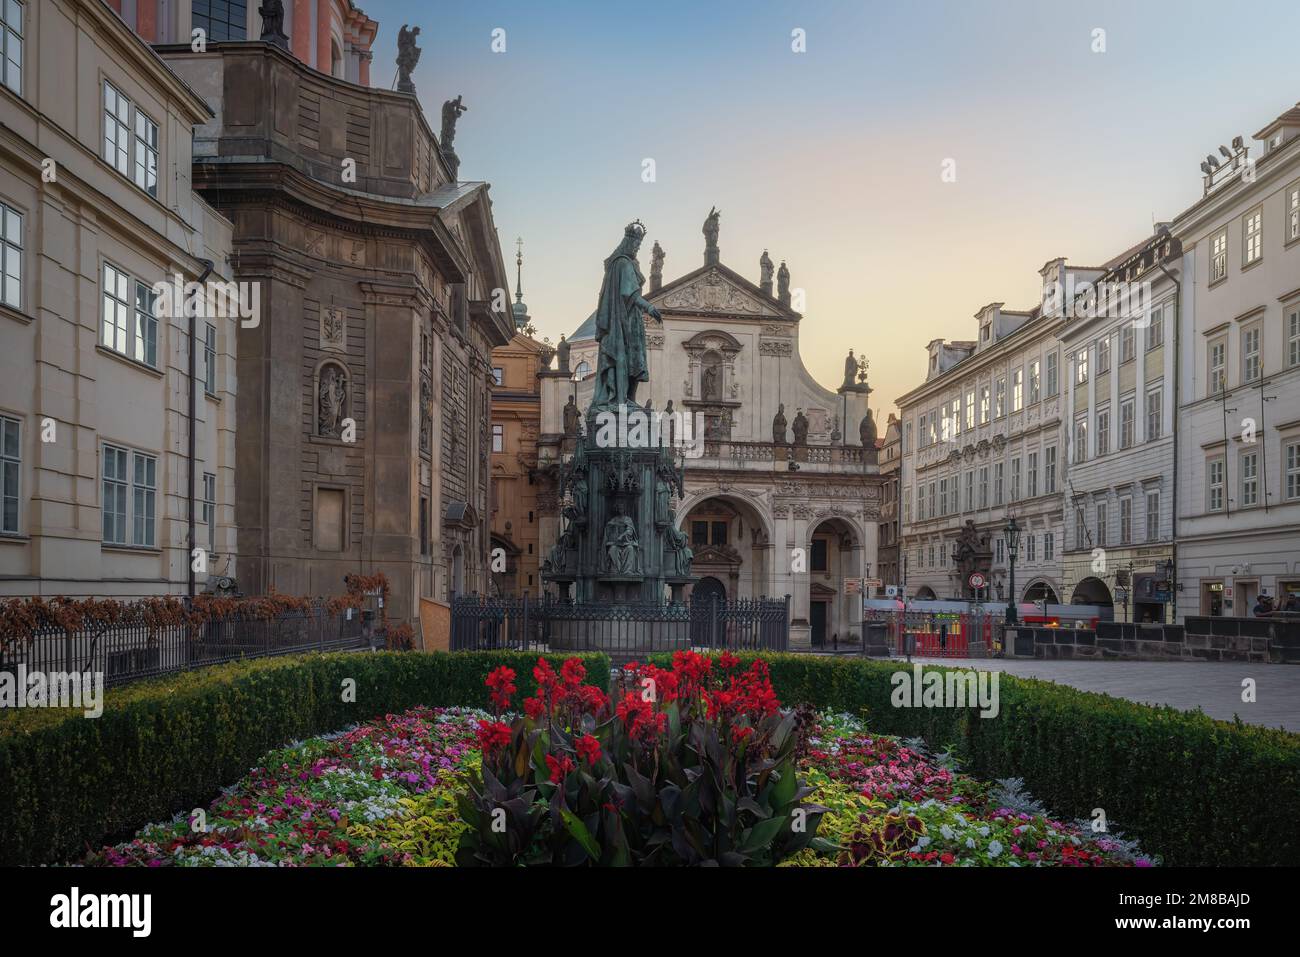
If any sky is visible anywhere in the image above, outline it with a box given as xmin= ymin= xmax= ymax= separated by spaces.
xmin=371 ymin=0 xmax=1300 ymax=418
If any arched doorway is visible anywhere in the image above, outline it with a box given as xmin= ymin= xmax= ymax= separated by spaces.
xmin=1023 ymin=580 xmax=1059 ymax=604
xmin=915 ymin=586 xmax=937 ymax=600
xmin=1071 ymin=576 xmax=1112 ymax=607
xmin=678 ymin=493 xmax=772 ymax=601
xmin=691 ymin=576 xmax=727 ymax=646
xmin=806 ymin=517 xmax=863 ymax=649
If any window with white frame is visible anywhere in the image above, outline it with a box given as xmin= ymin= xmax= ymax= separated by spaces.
xmin=0 ymin=200 xmax=19 ymax=309
xmin=1242 ymin=325 xmax=1261 ymax=383
xmin=1027 ymin=451 xmax=1038 ymax=498
xmin=1011 ymin=369 xmax=1023 ymax=412
xmin=1095 ymin=502 xmax=1107 ymax=548
xmin=1287 ymin=307 xmax=1300 ymax=369
xmin=939 ymin=477 xmax=948 ymax=516
xmin=995 ymin=537 xmax=1005 ymax=565
xmin=964 ymin=389 xmax=974 ymax=431
xmin=1210 ymin=229 xmax=1228 ymax=282
xmin=0 ymin=414 xmax=18 ymax=533
xmin=1045 ymin=446 xmax=1056 ymax=493
xmin=978 ymin=466 xmax=988 ymax=508
xmin=492 ymin=423 xmax=504 ymax=453
xmin=995 ymin=376 xmax=1006 ymax=417
xmin=1120 ymin=397 xmax=1135 ymax=449
xmin=1241 ymin=451 xmax=1259 ymax=508
xmin=103 ymin=444 xmax=156 ymax=547
xmin=1028 ymin=359 xmax=1040 ymax=403
xmin=903 ymin=487 xmax=911 ymax=524
xmin=979 ymin=384 xmax=990 ymax=424
xmin=1243 ymin=208 xmax=1262 ymax=266
xmin=1207 ymin=457 xmax=1224 ymax=511
xmin=1096 ymin=407 xmax=1110 ymax=456
xmin=993 ymin=462 xmax=1003 ymax=506
xmin=1075 ymin=348 xmax=1088 ymax=384
xmin=1010 ymin=457 xmax=1021 ymax=501
xmin=965 ymin=470 xmax=973 ymax=512
xmin=1146 ymin=388 xmax=1162 ymax=441
xmin=1025 ymin=532 xmax=1035 ymax=563
xmin=1074 ymin=417 xmax=1087 ymax=463
xmin=1 ymin=0 xmax=21 ymax=96
xmin=203 ymin=323 xmax=217 ymax=395
xmin=103 ymin=82 xmax=158 ymax=198
xmin=1119 ymin=496 xmax=1132 ymax=544
xmin=1286 ymin=442 xmax=1300 ymax=501
xmin=1074 ymin=508 xmax=1086 ymax=550
xmin=1120 ymin=323 xmax=1135 ymax=362
xmin=202 ymin=471 xmax=216 ymax=552
xmin=1289 ymin=184 xmax=1300 ymax=243
xmin=101 ymin=262 xmax=157 ymax=367
xmin=1146 ymin=306 xmax=1164 ymax=350
xmin=1045 ymin=352 xmax=1058 ymax=395
xmin=1146 ymin=489 xmax=1160 ymax=542
xmin=1043 ymin=531 xmax=1054 ymax=562
xmin=928 ymin=481 xmax=936 ymax=519
xmin=1096 ymin=338 xmax=1110 ymax=374
xmin=1209 ymin=338 xmax=1226 ymax=394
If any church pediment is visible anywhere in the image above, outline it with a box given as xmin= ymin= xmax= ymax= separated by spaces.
xmin=652 ymin=265 xmax=790 ymax=319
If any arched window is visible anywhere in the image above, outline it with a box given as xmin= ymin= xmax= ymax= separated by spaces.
xmin=331 ymin=40 xmax=344 ymax=79
xmin=573 ymin=360 xmax=592 ymax=379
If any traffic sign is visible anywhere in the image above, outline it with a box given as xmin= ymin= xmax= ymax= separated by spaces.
xmin=967 ymin=572 xmax=987 ymax=590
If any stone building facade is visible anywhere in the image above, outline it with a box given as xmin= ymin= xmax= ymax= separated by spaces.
xmin=0 ymin=0 xmax=237 ymax=597
xmin=538 ymin=218 xmax=886 ymax=649
xmin=160 ymin=40 xmax=512 ymax=627
xmin=1172 ymin=101 xmax=1300 ymax=618
xmin=897 ymin=264 xmax=1076 ymax=606
xmin=876 ymin=413 xmax=901 ymax=592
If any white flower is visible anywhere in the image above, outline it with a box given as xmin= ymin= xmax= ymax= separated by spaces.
xmin=988 ymin=840 xmax=1003 ymax=858
xmin=940 ymin=825 xmax=954 ymax=840
xmin=978 ymin=826 xmax=990 ymax=837
xmin=966 ymin=837 xmax=976 ymax=849
xmin=916 ymin=836 xmax=931 ymax=848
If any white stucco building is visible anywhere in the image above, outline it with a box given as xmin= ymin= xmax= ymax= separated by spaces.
xmin=1172 ymin=101 xmax=1300 ymax=618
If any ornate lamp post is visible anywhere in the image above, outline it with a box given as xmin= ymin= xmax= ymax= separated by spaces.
xmin=1004 ymin=516 xmax=1021 ymax=625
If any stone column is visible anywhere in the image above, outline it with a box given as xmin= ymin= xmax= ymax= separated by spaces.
xmin=292 ymin=0 xmax=312 ymax=65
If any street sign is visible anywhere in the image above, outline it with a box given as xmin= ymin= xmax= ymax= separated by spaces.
xmin=885 ymin=585 xmax=899 ymax=597
xmin=846 ymin=578 xmax=882 ymax=594
xmin=967 ymin=572 xmax=987 ymax=590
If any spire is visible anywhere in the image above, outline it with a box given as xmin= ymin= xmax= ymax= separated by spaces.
xmin=511 ymin=236 xmax=530 ymax=330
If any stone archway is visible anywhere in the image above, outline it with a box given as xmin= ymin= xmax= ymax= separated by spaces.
xmin=1071 ymin=576 xmax=1113 ymax=607
xmin=806 ymin=516 xmax=863 ymax=649
xmin=1023 ymin=579 xmax=1060 ymax=604
xmin=677 ymin=491 xmax=772 ymax=601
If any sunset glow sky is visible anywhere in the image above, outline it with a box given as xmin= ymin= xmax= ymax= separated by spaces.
xmin=377 ymin=0 xmax=1300 ymax=417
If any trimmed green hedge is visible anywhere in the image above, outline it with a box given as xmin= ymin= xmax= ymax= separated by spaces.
xmin=648 ymin=653 xmax=1300 ymax=866
xmin=0 ymin=650 xmax=609 ymax=866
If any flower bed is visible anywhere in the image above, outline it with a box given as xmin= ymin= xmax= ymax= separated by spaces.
xmin=83 ymin=656 xmax=1153 ymax=867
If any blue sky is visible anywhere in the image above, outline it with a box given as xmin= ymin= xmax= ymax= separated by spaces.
xmin=369 ymin=0 xmax=1300 ymax=414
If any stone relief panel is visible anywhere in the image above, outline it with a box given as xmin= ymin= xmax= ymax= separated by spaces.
xmin=320 ymin=306 xmax=346 ymax=352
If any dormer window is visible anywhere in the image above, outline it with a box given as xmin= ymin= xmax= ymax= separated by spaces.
xmin=981 ymin=324 xmax=991 ymax=342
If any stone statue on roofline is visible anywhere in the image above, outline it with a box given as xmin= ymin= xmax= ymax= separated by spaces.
xmin=396 ymin=26 xmax=421 ymax=94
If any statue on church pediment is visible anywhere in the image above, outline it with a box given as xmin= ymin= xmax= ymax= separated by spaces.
xmin=791 ymin=408 xmax=808 ymax=446
xmin=759 ymin=250 xmax=774 ymax=292
xmin=563 ymin=395 xmax=582 ymax=436
xmin=259 ymin=0 xmax=289 ymax=49
xmin=777 ymin=261 xmax=790 ymax=305
xmin=650 ymin=241 xmax=665 ymax=291
xmin=703 ymin=207 xmax=721 ymax=266
xmin=396 ymin=26 xmax=421 ymax=94
xmin=772 ymin=403 xmax=788 ymax=444
xmin=843 ymin=349 xmax=858 ymax=390
xmin=859 ymin=408 xmax=877 ymax=447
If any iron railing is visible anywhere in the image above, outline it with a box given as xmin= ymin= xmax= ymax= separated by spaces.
xmin=1 ymin=601 xmax=375 ymax=688
xmin=451 ymin=594 xmax=790 ymax=663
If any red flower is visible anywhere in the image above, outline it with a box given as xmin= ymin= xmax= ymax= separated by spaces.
xmin=575 ymin=734 xmax=602 ymax=765
xmin=545 ymin=753 xmax=575 ymax=783
xmin=485 ymin=666 xmax=517 ymax=711
xmin=523 ymin=695 xmax=545 ymax=720
xmin=475 ymin=720 xmax=513 ymax=757
xmin=718 ymin=651 xmax=740 ymax=670
xmin=560 ymin=657 xmax=586 ymax=689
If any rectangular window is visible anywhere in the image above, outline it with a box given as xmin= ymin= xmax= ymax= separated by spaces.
xmin=1286 ymin=442 xmax=1300 ymax=501
xmin=1120 ymin=398 xmax=1135 ymax=450
xmin=1074 ymin=508 xmax=1086 ymax=550
xmin=1288 ymin=307 xmax=1300 ymax=369
xmin=1 ymin=200 xmax=20 ymax=309
xmin=1010 ymin=457 xmax=1021 ymax=501
xmin=995 ymin=537 xmax=1005 ymax=565
xmin=692 ymin=521 xmax=709 ymax=547
xmin=420 ymin=496 xmax=430 ymax=556
xmin=811 ymin=538 xmax=828 ymax=572
xmin=1242 ymin=325 xmax=1261 ymax=383
xmin=1146 ymin=490 xmax=1160 ymax=542
xmin=1 ymin=0 xmax=21 ymax=96
xmin=491 ymin=423 xmax=503 ymax=453
xmin=903 ymin=487 xmax=911 ymax=524
xmin=1025 ymin=533 xmax=1035 ymax=563
xmin=1075 ymin=349 xmax=1088 ymax=384
xmin=979 ymin=385 xmax=990 ymax=424
xmin=1074 ymin=418 xmax=1087 ymax=463
xmin=203 ymin=323 xmax=217 ymax=395
xmin=1243 ymin=208 xmax=1262 ymax=266
xmin=1028 ymin=360 xmax=1040 ymax=403
xmin=1289 ymin=184 xmax=1300 ymax=243
xmin=1210 ymin=229 xmax=1228 ymax=282
xmin=1096 ymin=338 xmax=1110 ymax=374
xmin=965 ymin=389 xmax=975 ymax=431
xmin=1120 ymin=324 xmax=1135 ymax=363
xmin=1146 ymin=388 xmax=1162 ymax=441
xmin=993 ymin=462 xmax=1003 ymax=506
xmin=928 ymin=481 xmax=936 ymax=520
xmin=103 ymin=82 xmax=158 ymax=198
xmin=978 ymin=466 xmax=988 ymax=508
xmin=1096 ymin=408 xmax=1110 ymax=456
xmin=202 ymin=471 xmax=216 ymax=553
xmin=1146 ymin=306 xmax=1164 ymax=351
xmin=1095 ymin=503 xmax=1107 ymax=548
xmin=1208 ymin=457 xmax=1225 ymax=512
xmin=0 ymin=414 xmax=18 ymax=533
xmin=964 ymin=470 xmax=973 ymax=512
xmin=1119 ymin=497 xmax=1132 ymax=544
xmin=1209 ymin=339 xmax=1226 ymax=394
xmin=1027 ymin=451 xmax=1038 ymax=498
xmin=491 ymin=367 xmax=504 ymax=386
xmin=995 ymin=376 xmax=1006 ymax=417
xmin=103 ymin=445 xmax=154 ymax=547
xmin=101 ymin=263 xmax=157 ymax=367
xmin=939 ymin=477 xmax=948 ymax=516
xmin=1011 ymin=368 xmax=1023 ymax=412
xmin=1045 ymin=446 xmax=1057 ymax=493
xmin=134 ymin=108 xmax=158 ymax=197
xmin=1241 ymin=451 xmax=1259 ymax=507
xmin=1043 ymin=532 xmax=1054 ymax=562
xmin=1045 ymin=352 xmax=1058 ymax=396
xmin=315 ymin=488 xmax=345 ymax=552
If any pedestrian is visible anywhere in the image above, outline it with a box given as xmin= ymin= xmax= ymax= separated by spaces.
xmin=1253 ymin=593 xmax=1274 ymax=617
xmin=1283 ymin=593 xmax=1299 ymax=613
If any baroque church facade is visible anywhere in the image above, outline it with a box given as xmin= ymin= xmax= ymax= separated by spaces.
xmin=537 ymin=215 xmax=886 ymax=649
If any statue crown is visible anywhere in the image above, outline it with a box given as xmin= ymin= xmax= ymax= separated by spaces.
xmin=624 ymin=220 xmax=646 ymax=239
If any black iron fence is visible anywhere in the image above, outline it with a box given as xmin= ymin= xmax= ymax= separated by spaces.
xmin=451 ymin=595 xmax=790 ymax=663
xmin=1 ymin=602 xmax=375 ymax=688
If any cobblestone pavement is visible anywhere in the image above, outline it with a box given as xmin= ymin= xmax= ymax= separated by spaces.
xmin=883 ymin=656 xmax=1300 ymax=731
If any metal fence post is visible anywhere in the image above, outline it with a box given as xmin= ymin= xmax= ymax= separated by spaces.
xmin=522 ymin=593 xmax=530 ymax=651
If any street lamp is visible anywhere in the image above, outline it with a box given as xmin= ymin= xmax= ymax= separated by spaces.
xmin=1004 ymin=516 xmax=1021 ymax=625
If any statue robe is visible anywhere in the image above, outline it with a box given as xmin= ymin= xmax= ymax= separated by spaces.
xmin=593 ymin=252 xmax=649 ymax=410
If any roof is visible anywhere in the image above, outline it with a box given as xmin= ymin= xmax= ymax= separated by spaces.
xmin=570 ymin=310 xmax=598 ymax=342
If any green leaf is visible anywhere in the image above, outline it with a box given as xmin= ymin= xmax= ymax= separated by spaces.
xmin=560 ymin=807 xmax=600 ymax=861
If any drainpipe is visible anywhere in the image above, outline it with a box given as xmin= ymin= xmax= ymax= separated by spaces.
xmin=1156 ymin=257 xmax=1179 ymax=625
xmin=189 ymin=259 xmax=214 ymax=599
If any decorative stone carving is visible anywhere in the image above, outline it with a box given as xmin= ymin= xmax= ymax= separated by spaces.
xmin=772 ymin=403 xmax=788 ymax=444
xmin=602 ymin=504 xmax=640 ymax=574
xmin=759 ymin=339 xmax=792 ymax=356
xmin=792 ymin=409 xmax=809 ymax=446
xmin=661 ymin=271 xmax=772 ymax=315
xmin=321 ymin=307 xmax=346 ymax=351
xmin=317 ymin=362 xmax=348 ymax=438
